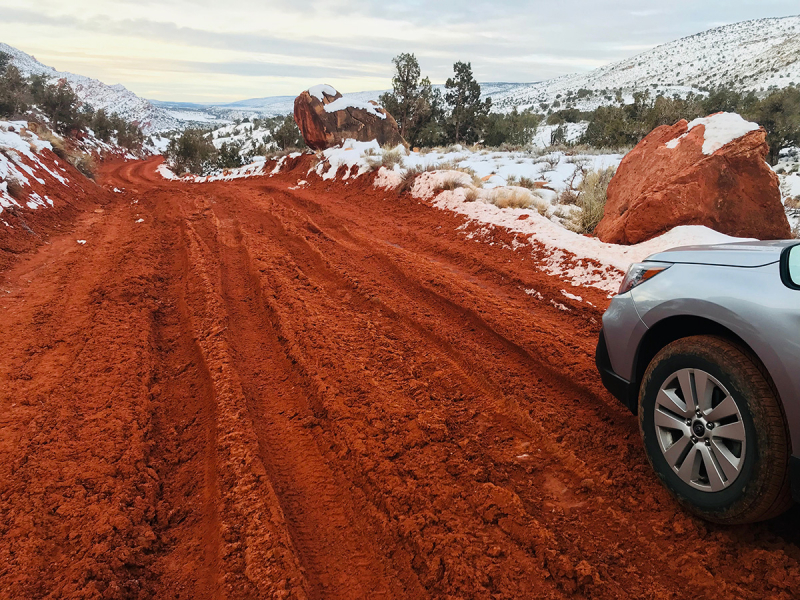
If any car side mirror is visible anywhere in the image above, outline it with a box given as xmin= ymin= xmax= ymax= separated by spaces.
xmin=787 ymin=245 xmax=800 ymax=288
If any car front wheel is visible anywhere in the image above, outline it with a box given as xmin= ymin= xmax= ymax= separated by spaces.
xmin=639 ymin=335 xmax=791 ymax=524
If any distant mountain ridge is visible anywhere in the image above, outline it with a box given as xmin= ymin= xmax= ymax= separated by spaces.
xmin=488 ymin=14 xmax=800 ymax=111
xmin=0 ymin=42 xmax=179 ymax=133
xmin=180 ymin=14 xmax=800 ymax=118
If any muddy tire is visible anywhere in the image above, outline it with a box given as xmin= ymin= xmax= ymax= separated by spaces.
xmin=639 ymin=335 xmax=792 ymax=524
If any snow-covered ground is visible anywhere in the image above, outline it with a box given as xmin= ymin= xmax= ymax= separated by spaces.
xmin=210 ymin=120 xmax=279 ymax=156
xmin=0 ymin=121 xmax=69 ymax=217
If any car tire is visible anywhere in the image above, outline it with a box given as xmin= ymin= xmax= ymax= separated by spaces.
xmin=639 ymin=335 xmax=792 ymax=524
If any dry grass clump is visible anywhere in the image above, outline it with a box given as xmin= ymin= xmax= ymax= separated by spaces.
xmin=557 ymin=188 xmax=580 ymax=205
xmin=565 ymin=144 xmax=633 ymax=156
xmin=784 ymin=196 xmax=800 ymax=209
xmin=5 ymin=177 xmax=25 ymax=200
xmin=35 ymin=126 xmax=97 ymax=179
xmin=488 ymin=188 xmax=549 ymax=215
xmin=435 ymin=175 xmax=468 ymax=192
xmin=72 ymin=154 xmax=96 ymax=179
xmin=517 ymin=176 xmax=540 ymax=190
xmin=381 ymin=148 xmax=405 ymax=169
xmin=535 ymin=156 xmax=559 ymax=171
xmin=396 ymin=164 xmax=437 ymax=193
xmin=491 ymin=189 xmax=532 ymax=209
xmin=265 ymin=147 xmax=307 ymax=161
xmin=463 ymin=186 xmax=480 ymax=202
xmin=568 ymin=166 xmax=616 ymax=234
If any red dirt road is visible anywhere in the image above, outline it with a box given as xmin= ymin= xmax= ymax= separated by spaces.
xmin=1 ymin=157 xmax=799 ymax=599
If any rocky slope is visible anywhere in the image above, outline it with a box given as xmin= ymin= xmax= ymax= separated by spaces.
xmin=0 ymin=43 xmax=179 ymax=134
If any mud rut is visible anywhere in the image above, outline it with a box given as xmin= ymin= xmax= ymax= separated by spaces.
xmin=1 ymin=157 xmax=799 ymax=600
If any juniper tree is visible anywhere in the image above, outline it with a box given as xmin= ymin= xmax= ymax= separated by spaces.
xmin=444 ymin=61 xmax=491 ymax=144
xmin=379 ymin=53 xmax=444 ymax=147
xmin=0 ymin=65 xmax=29 ymax=118
xmin=273 ymin=114 xmax=305 ymax=150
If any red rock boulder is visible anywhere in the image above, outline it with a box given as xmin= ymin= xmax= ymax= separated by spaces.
xmin=293 ymin=84 xmax=406 ymax=151
xmin=595 ymin=112 xmax=791 ymax=244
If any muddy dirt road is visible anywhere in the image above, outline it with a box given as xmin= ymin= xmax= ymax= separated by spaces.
xmin=1 ymin=157 xmax=799 ymax=599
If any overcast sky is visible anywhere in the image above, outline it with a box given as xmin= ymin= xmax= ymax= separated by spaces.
xmin=1 ymin=1 xmax=797 ymax=103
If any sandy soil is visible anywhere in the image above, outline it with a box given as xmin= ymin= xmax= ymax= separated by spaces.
xmin=1 ymin=156 xmax=799 ymax=599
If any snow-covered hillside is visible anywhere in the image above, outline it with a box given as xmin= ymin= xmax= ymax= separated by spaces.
xmin=0 ymin=43 xmax=180 ymax=134
xmin=490 ymin=15 xmax=800 ymax=112
xmin=169 ymin=16 xmax=800 ymax=122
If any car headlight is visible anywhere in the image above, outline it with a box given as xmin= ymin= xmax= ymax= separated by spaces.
xmin=618 ymin=262 xmax=671 ymax=295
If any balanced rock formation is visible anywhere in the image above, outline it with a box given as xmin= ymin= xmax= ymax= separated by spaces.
xmin=294 ymin=84 xmax=406 ymax=151
xmin=595 ymin=112 xmax=791 ymax=244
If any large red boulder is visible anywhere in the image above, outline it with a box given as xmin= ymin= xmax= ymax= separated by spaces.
xmin=293 ymin=84 xmax=405 ymax=151
xmin=595 ymin=112 xmax=791 ymax=244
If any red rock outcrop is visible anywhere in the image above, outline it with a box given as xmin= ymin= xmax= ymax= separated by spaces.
xmin=293 ymin=84 xmax=405 ymax=151
xmin=595 ymin=114 xmax=791 ymax=244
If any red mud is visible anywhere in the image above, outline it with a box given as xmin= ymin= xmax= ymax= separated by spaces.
xmin=1 ymin=156 xmax=799 ymax=599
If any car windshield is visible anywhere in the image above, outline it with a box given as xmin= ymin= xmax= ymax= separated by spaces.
xmin=789 ymin=245 xmax=800 ymax=287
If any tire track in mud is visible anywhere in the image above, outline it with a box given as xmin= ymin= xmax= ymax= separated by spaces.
xmin=194 ymin=206 xmax=424 ymax=599
xmin=179 ymin=207 xmax=311 ymax=599
xmin=232 ymin=192 xmax=669 ymax=597
xmin=2 ymin=157 xmax=798 ymax=599
xmin=230 ymin=176 xmax=800 ymax=599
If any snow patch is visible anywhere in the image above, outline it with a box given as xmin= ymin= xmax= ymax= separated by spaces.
xmin=666 ymin=112 xmax=760 ymax=155
xmin=323 ymin=97 xmax=387 ymax=120
xmin=373 ymin=166 xmax=404 ymax=189
xmin=431 ymin=188 xmax=749 ymax=293
xmin=308 ymin=84 xmax=338 ymax=102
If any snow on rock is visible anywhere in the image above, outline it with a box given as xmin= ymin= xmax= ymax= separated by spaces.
xmin=308 ymin=84 xmax=338 ymax=102
xmin=323 ymin=97 xmax=387 ymax=120
xmin=666 ymin=112 xmax=760 ymax=155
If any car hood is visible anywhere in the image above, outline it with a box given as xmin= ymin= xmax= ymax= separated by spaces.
xmin=646 ymin=240 xmax=795 ymax=267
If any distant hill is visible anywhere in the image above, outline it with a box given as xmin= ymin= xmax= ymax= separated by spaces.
xmin=488 ymin=14 xmax=800 ymax=112
xmin=0 ymin=43 xmax=180 ymax=133
xmin=178 ymin=14 xmax=800 ymax=119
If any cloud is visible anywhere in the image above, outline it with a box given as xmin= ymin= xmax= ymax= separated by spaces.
xmin=0 ymin=0 xmax=797 ymax=102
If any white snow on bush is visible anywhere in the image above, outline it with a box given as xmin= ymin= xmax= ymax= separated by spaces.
xmin=666 ymin=112 xmax=760 ymax=155
xmin=308 ymin=84 xmax=338 ymax=102
xmin=323 ymin=97 xmax=387 ymax=120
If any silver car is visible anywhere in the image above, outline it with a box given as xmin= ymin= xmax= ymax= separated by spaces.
xmin=597 ymin=240 xmax=800 ymax=524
